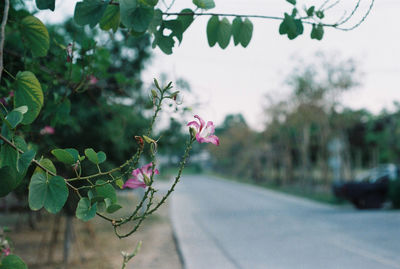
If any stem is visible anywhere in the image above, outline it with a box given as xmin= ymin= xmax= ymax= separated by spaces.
xmin=0 ymin=133 xmax=80 ymax=195
xmin=0 ymin=0 xmax=9 ymax=83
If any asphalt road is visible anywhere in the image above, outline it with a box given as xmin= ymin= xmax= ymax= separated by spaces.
xmin=170 ymin=175 xmax=400 ymax=269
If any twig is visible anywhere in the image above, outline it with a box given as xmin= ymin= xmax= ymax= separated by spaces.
xmin=0 ymin=0 xmax=10 ymax=82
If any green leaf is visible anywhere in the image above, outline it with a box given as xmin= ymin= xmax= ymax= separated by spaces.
xmin=51 ymin=149 xmax=75 ymax=165
xmin=311 ymin=23 xmax=324 ymax=40
xmin=306 ymin=6 xmax=315 ymax=17
xmin=106 ymin=203 xmax=122 ymax=213
xmin=131 ymin=6 xmax=154 ymax=32
xmin=0 ymin=254 xmax=27 ymax=269
xmin=5 ymin=111 xmax=23 ymax=129
xmin=0 ymin=144 xmax=17 ymax=169
xmin=286 ymin=0 xmax=296 ymax=5
xmin=164 ymin=20 xmax=184 ymax=43
xmin=74 ymin=0 xmax=108 ymax=28
xmin=100 ymin=5 xmax=120 ymax=32
xmin=120 ymin=0 xmax=138 ymax=27
xmin=177 ymin=9 xmax=194 ymax=32
xmin=17 ymin=149 xmax=35 ymax=173
xmin=35 ymin=0 xmax=55 ymax=11
xmin=76 ymin=197 xmax=97 ymax=221
xmin=85 ymin=148 xmax=98 ymax=163
xmin=33 ymin=158 xmax=56 ymax=175
xmin=231 ymin=17 xmax=242 ymax=46
xmin=116 ymin=178 xmax=124 ymax=189
xmin=240 ymin=18 xmax=253 ymax=48
xmin=14 ymin=71 xmax=43 ymax=125
xmin=20 ymin=16 xmax=50 ymax=57
xmin=97 ymin=151 xmax=106 ymax=163
xmin=153 ymin=30 xmax=174 ymax=54
xmin=0 ymin=166 xmax=17 ymax=198
xmin=28 ymin=174 xmax=68 ymax=214
xmin=139 ymin=0 xmax=158 ymax=7
xmin=65 ymin=148 xmax=80 ymax=163
xmin=206 ymin=15 xmax=219 ymax=47
xmin=193 ymin=0 xmax=215 ymax=10
xmin=14 ymin=136 xmax=28 ymax=152
xmin=315 ymin=10 xmax=324 ymax=19
xmin=148 ymin=8 xmax=163 ymax=33
xmin=217 ymin=18 xmax=231 ymax=49
xmin=279 ymin=13 xmax=302 ymax=40
xmin=96 ymin=179 xmax=117 ymax=203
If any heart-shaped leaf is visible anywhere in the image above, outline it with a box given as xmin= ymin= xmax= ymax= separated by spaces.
xmin=20 ymin=16 xmax=50 ymax=57
xmin=76 ymin=197 xmax=97 ymax=221
xmin=28 ymin=174 xmax=68 ymax=214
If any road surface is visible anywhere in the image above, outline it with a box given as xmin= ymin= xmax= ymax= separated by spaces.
xmin=170 ymin=175 xmax=400 ymax=269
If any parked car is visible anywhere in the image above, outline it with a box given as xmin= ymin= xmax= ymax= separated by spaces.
xmin=332 ymin=164 xmax=399 ymax=209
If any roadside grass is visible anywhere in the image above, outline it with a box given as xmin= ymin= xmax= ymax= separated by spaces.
xmin=209 ymin=172 xmax=349 ymax=206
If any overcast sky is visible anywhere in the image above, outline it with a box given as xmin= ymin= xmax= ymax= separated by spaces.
xmin=38 ymin=0 xmax=400 ymax=130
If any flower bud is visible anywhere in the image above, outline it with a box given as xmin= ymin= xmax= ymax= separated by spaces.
xmin=189 ymin=127 xmax=197 ymax=139
xmin=143 ymin=135 xmax=155 ymax=144
xmin=151 ymin=89 xmax=158 ymax=98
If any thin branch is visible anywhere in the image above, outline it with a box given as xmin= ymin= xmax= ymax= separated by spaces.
xmin=335 ymin=0 xmax=374 ymax=31
xmin=0 ymin=0 xmax=10 ymax=82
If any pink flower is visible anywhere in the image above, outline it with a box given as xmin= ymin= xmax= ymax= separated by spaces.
xmin=88 ymin=75 xmax=98 ymax=85
xmin=187 ymin=115 xmax=219 ymax=145
xmin=2 ymin=247 xmax=10 ymax=256
xmin=8 ymin=91 xmax=14 ymax=97
xmin=123 ymin=163 xmax=159 ymax=189
xmin=40 ymin=126 xmax=55 ymax=135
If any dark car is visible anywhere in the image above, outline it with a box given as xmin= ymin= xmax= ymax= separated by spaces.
xmin=332 ymin=164 xmax=399 ymax=209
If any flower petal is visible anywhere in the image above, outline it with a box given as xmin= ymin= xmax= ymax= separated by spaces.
xmin=194 ymin=115 xmax=205 ymax=130
xmin=205 ymin=121 xmax=215 ymax=134
xmin=187 ymin=121 xmax=200 ymax=131
xmin=123 ymin=178 xmax=147 ymax=189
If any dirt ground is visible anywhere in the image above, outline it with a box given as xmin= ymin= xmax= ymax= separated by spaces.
xmin=0 ymin=192 xmax=182 ymax=269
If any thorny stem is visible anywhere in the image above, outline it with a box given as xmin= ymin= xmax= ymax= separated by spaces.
xmin=0 ymin=133 xmax=81 ymax=197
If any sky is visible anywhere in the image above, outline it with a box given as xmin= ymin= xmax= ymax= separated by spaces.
xmin=37 ymin=0 xmax=400 ymax=130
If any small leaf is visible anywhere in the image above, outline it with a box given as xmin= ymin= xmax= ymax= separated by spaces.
xmin=217 ymin=17 xmax=231 ymax=49
xmin=311 ymin=23 xmax=324 ymax=40
xmin=106 ymin=203 xmax=122 ymax=213
xmin=76 ymin=197 xmax=97 ymax=221
xmin=193 ymin=0 xmax=215 ymax=10
xmin=97 ymin=151 xmax=106 ymax=164
xmin=20 ymin=16 xmax=50 ymax=57
xmin=116 ymin=179 xmax=124 ymax=189
xmin=286 ymin=0 xmax=296 ymax=5
xmin=14 ymin=71 xmax=43 ymax=125
xmin=153 ymin=30 xmax=174 ymax=54
xmin=95 ymin=179 xmax=117 ymax=203
xmin=315 ymin=10 xmax=324 ymax=19
xmin=5 ymin=111 xmax=23 ymax=129
xmin=85 ymin=148 xmax=98 ymax=164
xmin=100 ymin=4 xmax=120 ymax=32
xmin=240 ymin=18 xmax=253 ymax=48
xmin=33 ymin=158 xmax=56 ymax=175
xmin=65 ymin=148 xmax=79 ymax=163
xmin=74 ymin=0 xmax=108 ymax=28
xmin=0 ymin=254 xmax=27 ymax=269
xmin=206 ymin=15 xmax=219 ymax=47
xmin=306 ymin=6 xmax=315 ymax=17
xmin=35 ymin=0 xmax=55 ymax=11
xmin=28 ymin=174 xmax=68 ymax=214
xmin=231 ymin=17 xmax=242 ymax=46
xmin=51 ymin=149 xmax=75 ymax=165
